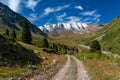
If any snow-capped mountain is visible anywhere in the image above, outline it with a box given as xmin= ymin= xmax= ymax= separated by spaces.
xmin=39 ymin=22 xmax=88 ymax=33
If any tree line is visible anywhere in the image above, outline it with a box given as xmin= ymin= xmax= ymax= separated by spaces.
xmin=42 ymin=38 xmax=79 ymax=54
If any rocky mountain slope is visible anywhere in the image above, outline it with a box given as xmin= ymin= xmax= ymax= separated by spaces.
xmin=76 ymin=24 xmax=103 ymax=34
xmin=0 ymin=2 xmax=46 ymax=36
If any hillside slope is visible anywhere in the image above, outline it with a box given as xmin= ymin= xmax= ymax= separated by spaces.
xmin=80 ymin=16 xmax=120 ymax=54
xmin=99 ymin=16 xmax=120 ymax=54
xmin=0 ymin=2 xmax=46 ymax=36
xmin=0 ymin=35 xmax=40 ymax=67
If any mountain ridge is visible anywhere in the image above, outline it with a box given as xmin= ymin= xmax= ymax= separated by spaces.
xmin=39 ymin=22 xmax=88 ymax=33
xmin=39 ymin=22 xmax=103 ymax=35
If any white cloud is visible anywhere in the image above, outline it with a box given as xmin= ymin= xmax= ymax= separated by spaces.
xmin=81 ymin=10 xmax=101 ymax=23
xmin=95 ymin=19 xmax=100 ymax=23
xmin=93 ymin=14 xmax=101 ymax=23
xmin=0 ymin=0 xmax=8 ymax=5
xmin=75 ymin=6 xmax=83 ymax=10
xmin=43 ymin=4 xmax=70 ymax=16
xmin=44 ymin=7 xmax=54 ymax=15
xmin=0 ymin=0 xmax=41 ymax=12
xmin=94 ymin=14 xmax=101 ymax=18
xmin=57 ymin=12 xmax=67 ymax=21
xmin=83 ymin=15 xmax=101 ymax=23
xmin=66 ymin=16 xmax=81 ymax=22
xmin=8 ymin=0 xmax=21 ymax=12
xmin=0 ymin=0 xmax=21 ymax=12
xmin=81 ymin=10 xmax=96 ymax=16
xmin=26 ymin=0 xmax=41 ymax=11
xmin=27 ymin=13 xmax=38 ymax=22
xmin=28 ymin=5 xmax=69 ymax=23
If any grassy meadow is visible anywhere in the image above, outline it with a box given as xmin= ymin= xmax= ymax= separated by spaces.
xmin=75 ymin=53 xmax=120 ymax=80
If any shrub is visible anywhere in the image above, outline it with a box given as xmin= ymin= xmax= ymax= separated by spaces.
xmin=5 ymin=29 xmax=9 ymax=36
xmin=108 ymin=47 xmax=112 ymax=51
xmin=42 ymin=38 xmax=49 ymax=48
xmin=11 ymin=30 xmax=16 ymax=39
xmin=90 ymin=40 xmax=101 ymax=52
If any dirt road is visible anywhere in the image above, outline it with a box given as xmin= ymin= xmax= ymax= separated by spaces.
xmin=51 ymin=55 xmax=89 ymax=80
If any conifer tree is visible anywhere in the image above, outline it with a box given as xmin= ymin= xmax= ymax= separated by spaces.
xmin=64 ymin=45 xmax=67 ymax=54
xmin=21 ymin=20 xmax=32 ymax=44
xmin=11 ymin=30 xmax=16 ymax=38
xmin=54 ymin=44 xmax=58 ymax=52
xmin=90 ymin=40 xmax=101 ymax=52
xmin=43 ymin=38 xmax=49 ymax=48
xmin=5 ymin=29 xmax=9 ymax=36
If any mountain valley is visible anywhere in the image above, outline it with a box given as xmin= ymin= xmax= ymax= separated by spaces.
xmin=0 ymin=1 xmax=120 ymax=80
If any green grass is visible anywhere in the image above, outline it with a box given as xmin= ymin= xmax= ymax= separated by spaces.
xmin=0 ymin=67 xmax=28 ymax=78
xmin=99 ymin=17 xmax=120 ymax=55
xmin=49 ymin=33 xmax=84 ymax=46
xmin=75 ymin=53 xmax=120 ymax=80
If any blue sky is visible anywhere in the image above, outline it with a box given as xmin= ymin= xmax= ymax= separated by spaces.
xmin=0 ymin=0 xmax=120 ymax=26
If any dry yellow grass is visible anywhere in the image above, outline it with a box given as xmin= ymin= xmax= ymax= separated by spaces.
xmin=83 ymin=59 xmax=120 ymax=80
xmin=0 ymin=41 xmax=67 ymax=79
xmin=75 ymin=53 xmax=120 ymax=80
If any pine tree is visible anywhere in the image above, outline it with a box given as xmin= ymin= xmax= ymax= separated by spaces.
xmin=90 ymin=40 xmax=101 ymax=52
xmin=21 ymin=20 xmax=32 ymax=44
xmin=64 ymin=45 xmax=67 ymax=54
xmin=5 ymin=29 xmax=9 ymax=36
xmin=54 ymin=44 xmax=58 ymax=52
xmin=42 ymin=38 xmax=49 ymax=48
xmin=11 ymin=30 xmax=16 ymax=38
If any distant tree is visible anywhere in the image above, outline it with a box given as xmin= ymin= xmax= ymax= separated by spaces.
xmin=52 ymin=43 xmax=56 ymax=49
xmin=54 ymin=44 xmax=58 ymax=52
xmin=42 ymin=38 xmax=49 ymax=48
xmin=21 ymin=20 xmax=32 ymax=44
xmin=73 ymin=46 xmax=79 ymax=53
xmin=64 ymin=45 xmax=67 ymax=54
xmin=11 ymin=30 xmax=16 ymax=38
xmin=5 ymin=29 xmax=9 ymax=36
xmin=90 ymin=40 xmax=101 ymax=52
